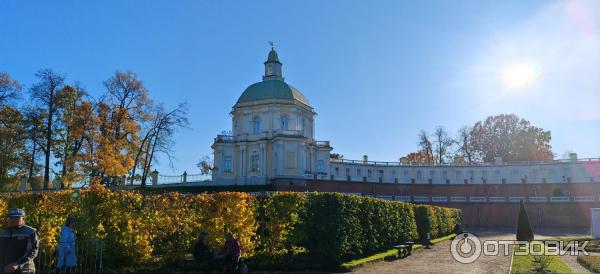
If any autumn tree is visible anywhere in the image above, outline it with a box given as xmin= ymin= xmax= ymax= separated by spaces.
xmin=21 ymin=107 xmax=45 ymax=188
xmin=131 ymin=103 xmax=189 ymax=186
xmin=88 ymin=71 xmax=152 ymax=184
xmin=0 ymin=106 xmax=26 ymax=188
xmin=30 ymin=69 xmax=65 ymax=189
xmin=432 ymin=126 xmax=454 ymax=164
xmin=53 ymin=85 xmax=96 ymax=188
xmin=454 ymin=126 xmax=480 ymax=164
xmin=197 ymin=155 xmax=214 ymax=176
xmin=0 ymin=72 xmax=21 ymax=108
xmin=469 ymin=114 xmax=553 ymax=162
xmin=0 ymin=73 xmax=25 ymax=189
xmin=416 ymin=130 xmax=434 ymax=164
xmin=400 ymin=151 xmax=434 ymax=165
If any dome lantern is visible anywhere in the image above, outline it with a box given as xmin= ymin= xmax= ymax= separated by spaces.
xmin=263 ymin=44 xmax=283 ymax=81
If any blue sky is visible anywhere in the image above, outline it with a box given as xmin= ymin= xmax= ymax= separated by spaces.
xmin=1 ymin=0 xmax=599 ymax=175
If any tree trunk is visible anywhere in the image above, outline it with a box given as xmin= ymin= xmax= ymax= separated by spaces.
xmin=130 ymin=130 xmax=152 ymax=185
xmin=43 ymin=99 xmax=53 ymax=189
xmin=28 ymin=141 xmax=36 ymax=186
xmin=141 ymin=135 xmax=158 ymax=186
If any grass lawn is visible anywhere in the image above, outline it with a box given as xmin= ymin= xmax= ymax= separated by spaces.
xmin=339 ymin=233 xmax=457 ymax=271
xmin=510 ymin=242 xmax=572 ymax=274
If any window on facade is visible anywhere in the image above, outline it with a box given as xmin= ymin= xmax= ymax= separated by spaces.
xmin=251 ymin=154 xmax=259 ymax=172
xmin=335 ymin=167 xmax=339 ymax=176
xmin=357 ymin=169 xmax=362 ymax=177
xmin=455 ymin=170 xmax=462 ymax=178
xmin=252 ymin=116 xmax=261 ymax=134
xmin=285 ymin=152 xmax=297 ymax=169
xmin=368 ymin=169 xmax=373 ymax=177
xmin=345 ymin=168 xmax=350 ymax=176
xmin=316 ymin=160 xmax=324 ymax=172
xmin=378 ymin=170 xmax=384 ymax=177
xmin=224 ymin=156 xmax=232 ymax=173
xmin=281 ymin=115 xmax=289 ymax=130
xmin=416 ymin=170 xmax=423 ymax=181
xmin=442 ymin=170 xmax=448 ymax=179
xmin=392 ymin=170 xmax=397 ymax=177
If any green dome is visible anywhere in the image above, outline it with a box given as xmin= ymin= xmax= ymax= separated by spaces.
xmin=237 ymin=80 xmax=309 ymax=105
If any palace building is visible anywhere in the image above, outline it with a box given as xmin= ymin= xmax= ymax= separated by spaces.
xmin=212 ymin=48 xmax=600 ymax=229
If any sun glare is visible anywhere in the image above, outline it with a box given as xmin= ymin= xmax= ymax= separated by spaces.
xmin=501 ymin=62 xmax=541 ymax=90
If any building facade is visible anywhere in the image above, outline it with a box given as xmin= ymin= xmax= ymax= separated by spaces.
xmin=211 ymin=47 xmax=332 ymax=185
xmin=212 ymin=48 xmax=600 ymax=228
xmin=213 ymin=48 xmax=600 ymax=187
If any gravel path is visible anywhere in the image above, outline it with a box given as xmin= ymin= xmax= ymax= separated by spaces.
xmin=352 ymin=233 xmax=514 ymax=274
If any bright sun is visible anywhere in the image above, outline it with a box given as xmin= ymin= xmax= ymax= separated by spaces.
xmin=501 ymin=62 xmax=541 ymax=89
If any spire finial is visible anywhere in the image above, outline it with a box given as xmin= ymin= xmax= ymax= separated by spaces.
xmin=263 ymin=43 xmax=283 ymax=81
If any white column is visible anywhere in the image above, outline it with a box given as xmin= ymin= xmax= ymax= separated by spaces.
xmin=260 ymin=143 xmax=266 ymax=177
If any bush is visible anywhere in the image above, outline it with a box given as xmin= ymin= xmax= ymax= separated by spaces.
xmin=0 ymin=186 xmax=257 ymax=269
xmin=578 ymin=255 xmax=600 ymax=273
xmin=0 ymin=189 xmax=460 ymax=270
xmin=414 ymin=204 xmax=462 ymax=243
xmin=299 ymin=193 xmax=417 ymax=263
xmin=259 ymin=192 xmax=307 ymax=253
xmin=516 ymin=200 xmax=534 ymax=242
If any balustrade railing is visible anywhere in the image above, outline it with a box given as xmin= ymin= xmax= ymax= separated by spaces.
xmin=330 ymin=157 xmax=600 ymax=167
xmin=35 ymin=240 xmax=103 ymax=274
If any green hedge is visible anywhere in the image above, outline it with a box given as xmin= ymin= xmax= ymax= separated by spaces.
xmin=414 ymin=204 xmax=462 ymax=242
xmin=297 ymin=193 xmax=418 ymax=263
xmin=1 ymin=190 xmax=461 ymax=270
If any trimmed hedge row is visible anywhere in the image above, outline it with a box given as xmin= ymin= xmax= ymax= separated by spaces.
xmin=300 ymin=193 xmax=418 ymax=262
xmin=0 ymin=189 xmax=461 ymax=269
xmin=414 ymin=204 xmax=463 ymax=242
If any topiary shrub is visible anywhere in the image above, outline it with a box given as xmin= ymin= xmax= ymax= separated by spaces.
xmin=516 ymin=200 xmax=534 ymax=242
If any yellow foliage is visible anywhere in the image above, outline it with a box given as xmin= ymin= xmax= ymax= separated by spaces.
xmin=0 ymin=187 xmax=257 ymax=267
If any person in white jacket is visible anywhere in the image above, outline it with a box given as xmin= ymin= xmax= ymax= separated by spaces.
xmin=56 ymin=216 xmax=76 ymax=274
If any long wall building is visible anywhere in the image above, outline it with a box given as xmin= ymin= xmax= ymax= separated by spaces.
xmin=212 ymin=48 xmax=600 ymax=229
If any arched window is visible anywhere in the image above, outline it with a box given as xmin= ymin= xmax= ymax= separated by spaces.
xmin=252 ymin=116 xmax=261 ymax=134
xmin=281 ymin=115 xmax=289 ymax=130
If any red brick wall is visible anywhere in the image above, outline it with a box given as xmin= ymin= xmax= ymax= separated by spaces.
xmin=273 ymin=180 xmax=600 ymax=228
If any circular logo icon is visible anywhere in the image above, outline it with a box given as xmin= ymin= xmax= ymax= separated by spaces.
xmin=450 ymin=232 xmax=482 ymax=264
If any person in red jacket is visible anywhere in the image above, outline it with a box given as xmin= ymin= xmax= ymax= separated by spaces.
xmin=217 ymin=232 xmax=241 ymax=274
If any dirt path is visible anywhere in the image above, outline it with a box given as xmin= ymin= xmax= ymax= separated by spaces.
xmin=352 ymin=233 xmax=514 ymax=274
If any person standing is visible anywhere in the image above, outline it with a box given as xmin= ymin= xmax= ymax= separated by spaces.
xmin=56 ymin=216 xmax=76 ymax=274
xmin=0 ymin=208 xmax=39 ymax=274
xmin=218 ymin=232 xmax=241 ymax=274
xmin=193 ymin=232 xmax=215 ymax=273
